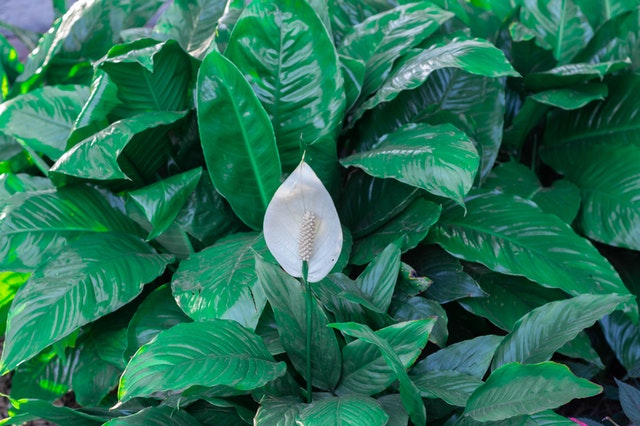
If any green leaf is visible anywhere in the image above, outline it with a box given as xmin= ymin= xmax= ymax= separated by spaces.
xmin=314 ymin=274 xmax=367 ymax=325
xmin=11 ymin=349 xmax=77 ymax=401
xmin=127 ymin=168 xmax=202 ymax=240
xmin=196 ymin=50 xmax=281 ymax=230
xmin=600 ymin=312 xmax=640 ymax=377
xmin=377 ymin=394 xmax=408 ymax=426
xmin=412 ymin=335 xmax=504 ymax=379
xmin=298 ymin=395 xmax=389 ymax=426
xmin=524 ymin=60 xmax=630 ymax=91
xmin=616 ymin=378 xmax=640 ymax=425
xmin=72 ymin=337 xmax=122 ymax=406
xmin=0 ymin=186 xmax=141 ymax=271
xmin=337 ymin=319 xmax=435 ymax=395
xmin=154 ymin=0 xmax=226 ymax=59
xmin=329 ymin=321 xmax=426 ymax=426
xmin=3 ymin=397 xmax=108 ymax=426
xmin=118 ymin=319 xmax=286 ymax=402
xmin=412 ymin=370 xmax=483 ymax=407
xmin=104 ymin=406 xmax=202 ymax=425
xmin=339 ymin=2 xmax=453 ymax=99
xmin=0 ymin=85 xmax=90 ymax=160
xmin=255 ymin=255 xmax=342 ymax=390
xmin=351 ymin=198 xmax=441 ymax=265
xmin=573 ymin=0 xmax=638 ymax=32
xmin=0 ymin=271 xmax=29 ymax=335
xmin=1 ymin=233 xmax=173 ymax=372
xmin=50 ymin=111 xmax=187 ymax=184
xmin=351 ymin=36 xmax=519 ymax=121
xmin=464 ymin=362 xmax=602 ymax=421
xmin=390 ymin=296 xmax=448 ymax=347
xmin=518 ymin=0 xmax=593 ymax=64
xmin=352 ymin=240 xmax=401 ymax=313
xmin=99 ymin=40 xmax=192 ymax=119
xmin=360 ymin=69 xmax=507 ymax=181
xmin=483 ymin=161 xmax=581 ymax=224
xmin=125 ymin=284 xmax=191 ymax=360
xmin=225 ymin=0 xmax=346 ymax=190
xmin=172 ymin=232 xmax=269 ymax=330
xmin=491 ymin=294 xmax=630 ymax=370
xmin=341 ymin=123 xmax=480 ymax=204
xmin=427 ymin=190 xmax=636 ymax=319
xmin=254 ymin=398 xmax=305 ymax=425
xmin=406 ymin=245 xmax=487 ymax=304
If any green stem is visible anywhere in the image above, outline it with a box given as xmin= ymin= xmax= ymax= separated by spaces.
xmin=302 ymin=260 xmax=312 ymax=403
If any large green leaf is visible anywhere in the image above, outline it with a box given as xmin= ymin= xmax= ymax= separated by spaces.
xmin=600 ymin=312 xmax=640 ymax=377
xmin=0 ymin=233 xmax=173 ymax=373
xmin=360 ymin=69 xmax=506 ymax=180
xmin=72 ymin=336 xmax=122 ymax=406
xmin=574 ymin=0 xmax=638 ymax=34
xmin=49 ymin=111 xmax=187 ymax=185
xmin=338 ymin=2 xmax=453 ymax=99
xmin=0 ymin=186 xmax=141 ymax=271
xmin=351 ymin=36 xmax=519 ymax=121
xmin=127 ymin=168 xmax=201 ymax=240
xmin=104 ymin=406 xmax=202 ymax=426
xmin=491 ymin=294 xmax=630 ymax=370
xmin=154 ymin=0 xmax=226 ymax=59
xmin=389 ymin=296 xmax=448 ymax=348
xmin=297 ymin=395 xmax=389 ymax=426
xmin=172 ymin=232 xmax=269 ymax=330
xmin=0 ymin=85 xmax=90 ymax=160
xmin=336 ymin=319 xmax=435 ymax=395
xmin=2 ymin=397 xmax=108 ymax=426
xmin=255 ymin=255 xmax=342 ymax=390
xmin=524 ymin=60 xmax=630 ymax=91
xmin=350 ymin=197 xmax=441 ymax=265
xmin=518 ymin=0 xmax=593 ymax=64
xmin=341 ymin=123 xmax=480 ymax=204
xmin=225 ymin=0 xmax=345 ymax=190
xmin=329 ymin=321 xmax=426 ymax=426
xmin=464 ymin=362 xmax=601 ymax=421
xmin=427 ymin=190 xmax=636 ymax=319
xmin=99 ymin=40 xmax=192 ymax=119
xmin=351 ymin=240 xmax=401 ymax=313
xmin=10 ymin=348 xmax=78 ymax=402
xmin=118 ymin=319 xmax=286 ymax=402
xmin=197 ymin=50 xmax=281 ymax=230
xmin=541 ymin=75 xmax=640 ymax=250
xmin=412 ymin=370 xmax=483 ymax=407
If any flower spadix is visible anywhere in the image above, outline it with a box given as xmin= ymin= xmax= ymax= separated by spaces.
xmin=263 ymin=160 xmax=343 ymax=282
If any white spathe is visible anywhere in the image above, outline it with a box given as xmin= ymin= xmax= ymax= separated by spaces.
xmin=263 ymin=160 xmax=343 ymax=282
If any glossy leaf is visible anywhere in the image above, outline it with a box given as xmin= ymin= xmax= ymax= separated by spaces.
xmin=10 ymin=349 xmax=78 ymax=402
xmin=225 ymin=0 xmax=346 ymax=189
xmin=197 ymin=50 xmax=281 ymax=230
xmin=0 ymin=85 xmax=90 ymax=160
xmin=118 ymin=319 xmax=286 ymax=402
xmin=351 ymin=197 xmax=441 ymax=265
xmin=524 ymin=60 xmax=630 ymax=91
xmin=339 ymin=2 xmax=453 ymax=99
xmin=263 ymin=161 xmax=343 ymax=282
xmin=351 ymin=36 xmax=519 ymax=121
xmin=483 ymin=161 xmax=581 ymax=224
xmin=172 ymin=232 xmax=269 ymax=330
xmin=492 ymin=294 xmax=630 ymax=370
xmin=426 ymin=190 xmax=636 ymax=319
xmin=390 ymin=296 xmax=448 ymax=348
xmin=50 ymin=111 xmax=187 ymax=184
xmin=72 ymin=337 xmax=122 ymax=406
xmin=377 ymin=394 xmax=408 ymax=426
xmin=255 ymin=255 xmax=342 ymax=390
xmin=0 ymin=186 xmax=141 ymax=271
xmin=412 ymin=370 xmax=483 ymax=407
xmin=0 ymin=271 xmax=29 ymax=336
xmin=314 ymin=274 xmax=367 ymax=325
xmin=341 ymin=123 xmax=480 ymax=204
xmin=1 ymin=233 xmax=172 ymax=373
xmin=519 ymin=0 xmax=593 ymax=64
xmin=104 ymin=406 xmax=201 ymax=426
xmin=336 ymin=319 xmax=435 ymax=395
xmin=352 ymin=240 xmax=401 ymax=313
xmin=329 ymin=321 xmax=426 ymax=426
xmin=360 ymin=69 xmax=506 ymax=180
xmin=464 ymin=362 xmax=601 ymax=421
xmin=128 ymin=168 xmax=202 ymax=240
xmin=154 ymin=0 xmax=226 ymax=59
xmin=298 ymin=395 xmax=389 ymax=426
xmin=99 ymin=40 xmax=192 ymax=119
xmin=2 ymin=396 xmax=108 ymax=426
xmin=574 ymin=0 xmax=639 ymax=29
xmin=600 ymin=312 xmax=640 ymax=377
xmin=616 ymin=378 xmax=640 ymax=425
xmin=125 ymin=284 xmax=191 ymax=360
xmin=339 ymin=171 xmax=419 ymax=239
xmin=253 ymin=397 xmax=306 ymax=426
xmin=412 ymin=335 xmax=504 ymax=379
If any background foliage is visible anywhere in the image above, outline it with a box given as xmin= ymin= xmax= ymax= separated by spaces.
xmin=1 ymin=0 xmax=640 ymax=424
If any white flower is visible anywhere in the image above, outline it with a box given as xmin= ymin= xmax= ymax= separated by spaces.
xmin=263 ymin=160 xmax=343 ymax=282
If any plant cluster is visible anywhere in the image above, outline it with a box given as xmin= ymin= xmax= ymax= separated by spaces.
xmin=1 ymin=0 xmax=640 ymax=424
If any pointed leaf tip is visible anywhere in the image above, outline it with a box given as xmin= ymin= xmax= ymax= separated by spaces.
xmin=263 ymin=161 xmax=343 ymax=282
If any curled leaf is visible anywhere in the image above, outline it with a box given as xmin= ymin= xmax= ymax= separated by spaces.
xmin=263 ymin=161 xmax=343 ymax=282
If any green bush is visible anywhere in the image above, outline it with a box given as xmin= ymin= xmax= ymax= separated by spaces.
xmin=1 ymin=0 xmax=640 ymax=424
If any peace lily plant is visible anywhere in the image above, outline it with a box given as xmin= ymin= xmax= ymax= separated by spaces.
xmin=263 ymin=158 xmax=343 ymax=402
